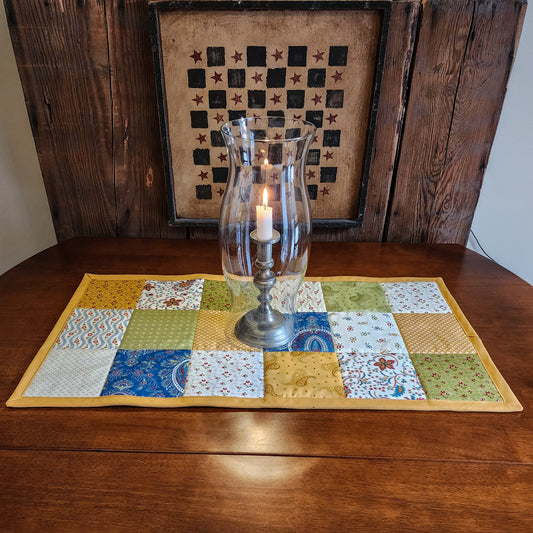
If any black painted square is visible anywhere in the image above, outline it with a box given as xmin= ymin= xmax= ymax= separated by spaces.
xmin=285 ymin=128 xmax=301 ymax=138
xmin=252 ymin=166 xmax=265 ymax=184
xmin=210 ymin=130 xmax=225 ymax=147
xmin=228 ymin=69 xmax=246 ymax=88
xmin=307 ymin=184 xmax=318 ymax=200
xmin=187 ymin=69 xmax=206 ymax=88
xmin=239 ymin=147 xmax=252 ymax=166
xmin=248 ymin=90 xmax=266 ymax=108
xmin=207 ymin=47 xmax=225 ymax=66
xmin=326 ymin=90 xmax=344 ymax=108
xmin=268 ymin=111 xmax=285 ymax=127
xmin=229 ymin=110 xmax=246 ymax=121
xmin=307 ymin=69 xmax=326 ymax=88
xmin=288 ymin=46 xmax=307 ymax=67
xmin=212 ymin=167 xmax=229 ymax=183
xmin=193 ymin=149 xmax=210 ymax=165
xmin=209 ymin=90 xmax=227 ymax=109
xmin=287 ymin=90 xmax=305 ymax=108
xmin=323 ymin=130 xmax=341 ymax=147
xmin=196 ymin=184 xmax=212 ymax=199
xmin=307 ymin=149 xmax=321 ymax=165
xmin=251 ymin=129 xmax=267 ymax=140
xmin=190 ymin=110 xmax=208 ymax=128
xmin=270 ymin=184 xmax=281 ymax=202
xmin=329 ymin=46 xmax=348 ymax=66
xmin=305 ymin=110 xmax=323 ymax=128
xmin=267 ymin=68 xmax=286 ymax=88
xmin=268 ymin=144 xmax=283 ymax=165
xmin=320 ymin=167 xmax=337 ymax=182
xmin=294 ymin=186 xmax=303 ymax=202
xmin=247 ymin=46 xmax=267 ymax=67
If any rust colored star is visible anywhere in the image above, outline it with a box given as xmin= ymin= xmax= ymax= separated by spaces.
xmin=289 ymin=72 xmax=302 ymax=85
xmin=217 ymin=187 xmax=225 ymax=197
xmin=274 ymin=133 xmax=283 ymax=140
xmin=253 ymin=114 xmax=261 ymax=123
xmin=324 ymin=150 xmax=334 ymax=161
xmin=192 ymin=94 xmax=204 ymax=106
xmin=231 ymin=50 xmax=243 ymax=63
xmin=198 ymin=170 xmax=209 ymax=180
xmin=211 ymin=71 xmax=223 ymax=84
xmin=231 ymin=93 xmax=242 ymax=105
xmin=311 ymin=93 xmax=322 ymax=105
xmin=213 ymin=112 xmax=224 ymax=124
xmin=272 ymin=172 xmax=279 ymax=182
xmin=320 ymin=186 xmax=331 ymax=196
xmin=312 ymin=135 xmax=319 ymax=144
xmin=251 ymin=71 xmax=263 ymax=84
xmin=293 ymin=114 xmax=302 ymax=120
xmin=190 ymin=50 xmax=202 ymax=63
xmin=306 ymin=169 xmax=316 ymax=180
xmin=270 ymin=93 xmax=281 ymax=105
xmin=326 ymin=113 xmax=338 ymax=125
xmin=196 ymin=133 xmax=207 ymax=144
xmin=331 ymin=70 xmax=343 ymax=83
xmin=217 ymin=152 xmax=228 ymax=162
xmin=312 ymin=49 xmax=325 ymax=62
xmin=272 ymin=48 xmax=283 ymax=61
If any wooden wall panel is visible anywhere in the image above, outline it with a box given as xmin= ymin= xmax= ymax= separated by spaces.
xmin=106 ymin=0 xmax=185 ymax=238
xmin=4 ymin=0 xmax=116 ymax=241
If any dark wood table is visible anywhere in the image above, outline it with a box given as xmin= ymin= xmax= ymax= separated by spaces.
xmin=1 ymin=239 xmax=532 ymax=531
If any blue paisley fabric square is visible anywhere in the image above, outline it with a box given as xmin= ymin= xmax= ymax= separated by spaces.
xmin=101 ymin=349 xmax=190 ymax=397
xmin=264 ymin=312 xmax=335 ymax=352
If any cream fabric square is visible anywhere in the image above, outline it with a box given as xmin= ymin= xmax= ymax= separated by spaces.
xmin=381 ymin=282 xmax=451 ymax=313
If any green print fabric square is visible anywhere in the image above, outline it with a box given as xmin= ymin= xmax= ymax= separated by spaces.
xmin=200 ymin=280 xmax=232 ymax=310
xmin=119 ymin=309 xmax=199 ymax=350
xmin=321 ymin=281 xmax=391 ymax=312
xmin=410 ymin=353 xmax=502 ymax=402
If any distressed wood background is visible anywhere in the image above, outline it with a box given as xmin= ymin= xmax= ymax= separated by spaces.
xmin=4 ymin=0 xmax=526 ymax=243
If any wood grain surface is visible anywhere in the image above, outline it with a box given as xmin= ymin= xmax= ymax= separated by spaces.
xmin=0 ymin=239 xmax=531 ymax=530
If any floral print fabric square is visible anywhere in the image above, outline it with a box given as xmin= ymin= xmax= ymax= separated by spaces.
xmin=101 ymin=349 xmax=190 ymax=397
xmin=77 ymin=280 xmax=146 ymax=309
xmin=328 ymin=312 xmax=408 ymax=355
xmin=338 ymin=352 xmax=426 ymax=400
xmin=200 ymin=280 xmax=232 ymax=310
xmin=270 ymin=281 xmax=327 ymax=313
xmin=56 ymin=308 xmax=132 ymax=349
xmin=410 ymin=354 xmax=501 ymax=401
xmin=264 ymin=351 xmax=345 ymax=399
xmin=381 ymin=282 xmax=451 ymax=313
xmin=137 ymin=280 xmax=204 ymax=310
xmin=184 ymin=350 xmax=264 ymax=398
xmin=322 ymin=281 xmax=391 ymax=312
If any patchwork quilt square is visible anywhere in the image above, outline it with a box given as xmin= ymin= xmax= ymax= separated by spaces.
xmin=136 ymin=279 xmax=204 ymax=310
xmin=264 ymin=312 xmax=335 ymax=352
xmin=119 ymin=309 xmax=198 ymax=350
xmin=328 ymin=312 xmax=408 ymax=354
xmin=23 ymin=348 xmax=117 ymax=397
xmin=101 ymin=349 xmax=190 ymax=398
xmin=200 ymin=279 xmax=232 ymax=310
xmin=381 ymin=282 xmax=451 ymax=313
xmin=264 ymin=351 xmax=345 ymax=399
xmin=321 ymin=281 xmax=391 ymax=312
xmin=55 ymin=308 xmax=132 ymax=349
xmin=184 ymin=350 xmax=264 ymax=397
xmin=394 ymin=313 xmax=476 ymax=354
xmin=410 ymin=354 xmax=502 ymax=401
xmin=192 ymin=310 xmax=257 ymax=351
xmin=337 ymin=352 xmax=426 ymax=400
xmin=270 ymin=280 xmax=326 ymax=313
xmin=77 ymin=279 xmax=145 ymax=309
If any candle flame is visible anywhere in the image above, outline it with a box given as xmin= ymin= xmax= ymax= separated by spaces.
xmin=263 ymin=158 xmax=269 ymax=166
xmin=263 ymin=187 xmax=268 ymax=207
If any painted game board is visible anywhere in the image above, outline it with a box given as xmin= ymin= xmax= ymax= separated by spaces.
xmin=7 ymin=274 xmax=521 ymax=411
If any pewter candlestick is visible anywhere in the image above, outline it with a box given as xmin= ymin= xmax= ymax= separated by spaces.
xmin=234 ymin=229 xmax=294 ymax=348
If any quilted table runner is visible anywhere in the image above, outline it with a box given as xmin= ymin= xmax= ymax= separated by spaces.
xmin=7 ymin=274 xmax=521 ymax=411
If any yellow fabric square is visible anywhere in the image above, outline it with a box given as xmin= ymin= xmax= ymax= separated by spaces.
xmin=393 ymin=313 xmax=476 ymax=354
xmin=192 ymin=310 xmax=257 ymax=352
xmin=264 ymin=352 xmax=346 ymax=399
xmin=78 ymin=280 xmax=146 ymax=309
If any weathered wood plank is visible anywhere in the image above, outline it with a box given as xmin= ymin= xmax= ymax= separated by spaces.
xmin=385 ymin=0 xmax=475 ymax=243
xmin=106 ymin=0 xmax=185 ymax=238
xmin=4 ymin=0 xmax=116 ymax=241
xmin=427 ymin=0 xmax=527 ymax=243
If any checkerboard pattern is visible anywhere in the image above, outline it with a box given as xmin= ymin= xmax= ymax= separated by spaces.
xmin=21 ymin=277 xmax=503 ymax=404
xmin=186 ymin=45 xmax=348 ymax=203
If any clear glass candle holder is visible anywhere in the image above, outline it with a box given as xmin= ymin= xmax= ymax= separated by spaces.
xmin=219 ymin=117 xmax=316 ymax=348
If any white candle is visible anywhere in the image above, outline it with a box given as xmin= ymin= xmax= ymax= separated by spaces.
xmin=261 ymin=158 xmax=272 ymax=183
xmin=256 ymin=187 xmax=273 ymax=241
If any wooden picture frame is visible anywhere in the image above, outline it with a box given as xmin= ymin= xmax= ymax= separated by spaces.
xmin=149 ymin=1 xmax=406 ymax=231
